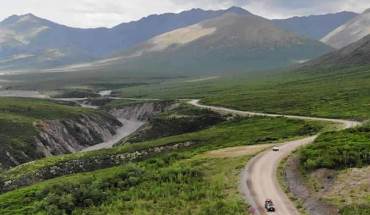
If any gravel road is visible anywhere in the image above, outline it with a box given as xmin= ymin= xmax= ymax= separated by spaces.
xmin=188 ymin=99 xmax=360 ymax=215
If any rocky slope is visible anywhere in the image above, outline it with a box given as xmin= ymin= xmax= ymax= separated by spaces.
xmin=0 ymin=100 xmax=176 ymax=169
xmin=305 ymin=34 xmax=370 ymax=67
xmin=81 ymin=101 xmax=177 ymax=151
xmin=321 ymin=9 xmax=370 ymax=49
xmin=109 ymin=101 xmax=176 ymax=121
xmin=0 ymin=100 xmax=181 ymax=192
xmin=34 ymin=114 xmax=122 ymax=155
xmin=0 ymin=113 xmax=122 ymax=169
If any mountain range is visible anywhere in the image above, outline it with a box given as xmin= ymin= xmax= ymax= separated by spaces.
xmin=0 ymin=7 xmax=248 ymax=70
xmin=321 ymin=9 xmax=370 ymax=49
xmin=0 ymin=7 xmax=354 ymax=72
xmin=76 ymin=12 xmax=331 ymax=75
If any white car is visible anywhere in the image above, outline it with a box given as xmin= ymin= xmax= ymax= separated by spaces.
xmin=272 ymin=146 xmax=280 ymax=152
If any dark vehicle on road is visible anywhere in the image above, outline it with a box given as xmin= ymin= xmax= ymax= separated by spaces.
xmin=265 ymin=199 xmax=276 ymax=212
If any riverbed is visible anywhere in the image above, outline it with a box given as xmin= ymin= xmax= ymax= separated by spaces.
xmin=0 ymin=89 xmax=147 ymax=152
xmin=82 ymin=118 xmax=145 ymax=152
xmin=0 ymin=90 xmax=49 ymax=98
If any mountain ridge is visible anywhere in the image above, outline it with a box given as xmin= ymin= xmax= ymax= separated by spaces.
xmin=0 ymin=7 xmax=252 ymax=71
xmin=321 ymin=9 xmax=370 ymax=49
xmin=273 ymin=11 xmax=358 ymax=40
xmin=72 ymin=12 xmax=332 ymax=77
xmin=0 ymin=7 xmax=349 ymax=72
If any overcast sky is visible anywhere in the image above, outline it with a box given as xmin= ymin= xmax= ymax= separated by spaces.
xmin=1 ymin=0 xmax=370 ymax=28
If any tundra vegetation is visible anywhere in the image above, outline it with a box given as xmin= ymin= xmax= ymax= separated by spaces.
xmin=109 ymin=64 xmax=370 ymax=214
xmin=298 ymin=123 xmax=370 ymax=214
xmin=117 ymin=65 xmax=370 ymax=119
xmin=0 ymin=102 xmax=324 ymax=214
xmin=0 ymin=63 xmax=369 ymax=214
xmin=0 ymin=7 xmax=369 ymax=215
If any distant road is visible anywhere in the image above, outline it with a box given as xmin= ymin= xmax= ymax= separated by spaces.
xmin=188 ymin=99 xmax=361 ymax=215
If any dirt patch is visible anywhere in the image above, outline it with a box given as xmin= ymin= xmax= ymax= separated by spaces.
xmin=324 ymin=166 xmax=370 ymax=206
xmin=309 ymin=168 xmax=337 ymax=192
xmin=284 ymin=154 xmax=339 ymax=215
xmin=203 ymin=144 xmax=274 ymax=158
xmin=150 ymin=24 xmax=216 ymax=51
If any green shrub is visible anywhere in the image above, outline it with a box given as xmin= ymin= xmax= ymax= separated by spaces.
xmin=128 ymin=104 xmax=225 ymax=143
xmin=340 ymin=205 xmax=370 ymax=215
xmin=33 ymin=165 xmax=145 ymax=214
xmin=300 ymin=126 xmax=370 ymax=171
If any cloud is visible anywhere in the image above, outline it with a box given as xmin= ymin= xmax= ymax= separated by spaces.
xmin=0 ymin=0 xmax=369 ymax=28
xmin=244 ymin=0 xmax=370 ymax=18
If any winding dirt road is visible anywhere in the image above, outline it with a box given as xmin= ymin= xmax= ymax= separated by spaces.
xmin=188 ymin=99 xmax=361 ymax=215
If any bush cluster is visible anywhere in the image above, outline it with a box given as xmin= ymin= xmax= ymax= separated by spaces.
xmin=33 ymin=166 xmax=145 ymax=215
xmin=300 ymin=126 xmax=370 ymax=171
xmin=128 ymin=105 xmax=225 ymax=143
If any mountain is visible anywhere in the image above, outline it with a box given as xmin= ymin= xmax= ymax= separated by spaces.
xmin=0 ymin=7 xmax=250 ymax=71
xmin=273 ymin=11 xmax=358 ymax=40
xmin=0 ymin=14 xmax=113 ymax=70
xmin=77 ymin=12 xmax=332 ymax=76
xmin=111 ymin=7 xmax=250 ymax=50
xmin=321 ymin=9 xmax=370 ymax=49
xmin=306 ymin=34 xmax=370 ymax=67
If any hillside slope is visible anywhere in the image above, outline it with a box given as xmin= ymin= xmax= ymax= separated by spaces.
xmin=0 ymin=98 xmax=123 ymax=169
xmin=78 ymin=13 xmax=332 ymax=76
xmin=321 ymin=9 xmax=370 ymax=49
xmin=273 ymin=11 xmax=357 ymax=40
xmin=0 ymin=14 xmax=113 ymax=70
xmin=307 ymin=35 xmax=370 ymax=67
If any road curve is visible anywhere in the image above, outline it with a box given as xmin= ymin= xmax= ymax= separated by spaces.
xmin=188 ymin=99 xmax=361 ymax=215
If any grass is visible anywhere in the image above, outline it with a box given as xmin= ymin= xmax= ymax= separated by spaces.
xmin=0 ymin=97 xmax=93 ymax=120
xmin=113 ymin=64 xmax=370 ymax=215
xmin=296 ymin=123 xmax=370 ymax=214
xmin=126 ymin=104 xmax=226 ymax=143
xmin=298 ymin=165 xmax=370 ymax=215
xmin=105 ymin=64 xmax=368 ymax=215
xmin=0 ymin=115 xmax=325 ymax=214
xmin=327 ymin=166 xmax=370 ymax=214
xmin=299 ymin=123 xmax=370 ymax=171
xmin=0 ymin=152 xmax=251 ymax=215
xmin=1 ymin=56 xmax=369 ymax=214
xmin=0 ymin=116 xmax=324 ymax=184
xmin=114 ymin=65 xmax=370 ymax=120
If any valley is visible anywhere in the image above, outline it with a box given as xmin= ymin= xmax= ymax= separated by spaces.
xmin=0 ymin=4 xmax=370 ymax=215
xmin=0 ymin=100 xmax=326 ymax=214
